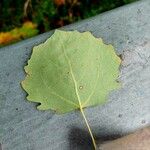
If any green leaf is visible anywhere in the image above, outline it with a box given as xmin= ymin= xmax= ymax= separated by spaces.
xmin=21 ymin=30 xmax=121 ymax=149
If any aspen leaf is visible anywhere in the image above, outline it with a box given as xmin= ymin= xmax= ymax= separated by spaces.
xmin=21 ymin=30 xmax=121 ymax=149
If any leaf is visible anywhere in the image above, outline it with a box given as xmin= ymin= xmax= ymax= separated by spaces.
xmin=21 ymin=30 xmax=121 ymax=149
xmin=0 ymin=21 xmax=38 ymax=46
xmin=0 ymin=32 xmax=18 ymax=45
xmin=54 ymin=0 xmax=65 ymax=6
xmin=22 ymin=30 xmax=120 ymax=112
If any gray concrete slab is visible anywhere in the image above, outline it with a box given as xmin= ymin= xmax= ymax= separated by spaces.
xmin=0 ymin=0 xmax=150 ymax=150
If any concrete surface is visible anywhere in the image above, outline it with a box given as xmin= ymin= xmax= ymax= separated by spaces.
xmin=0 ymin=0 xmax=150 ymax=149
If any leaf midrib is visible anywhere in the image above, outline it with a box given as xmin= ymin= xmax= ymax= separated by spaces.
xmin=62 ymin=43 xmax=100 ymax=108
xmin=62 ymin=45 xmax=82 ymax=108
xmin=39 ymin=69 xmax=78 ymax=107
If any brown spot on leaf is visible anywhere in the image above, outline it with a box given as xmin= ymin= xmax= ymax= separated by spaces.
xmin=118 ymin=54 xmax=123 ymax=61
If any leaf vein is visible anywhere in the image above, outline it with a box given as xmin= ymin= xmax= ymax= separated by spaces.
xmin=62 ymin=45 xmax=82 ymax=107
xmin=39 ymin=71 xmax=78 ymax=107
xmin=82 ymin=58 xmax=100 ymax=106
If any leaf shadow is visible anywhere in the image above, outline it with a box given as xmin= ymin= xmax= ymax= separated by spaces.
xmin=68 ymin=127 xmax=94 ymax=150
xmin=68 ymin=127 xmax=122 ymax=150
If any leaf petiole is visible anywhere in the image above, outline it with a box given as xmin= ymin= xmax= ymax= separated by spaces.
xmin=79 ymin=102 xmax=97 ymax=150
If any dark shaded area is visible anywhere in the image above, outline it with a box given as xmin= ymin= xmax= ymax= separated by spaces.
xmin=0 ymin=143 xmax=2 ymax=150
xmin=69 ymin=127 xmax=94 ymax=150
xmin=0 ymin=0 xmax=139 ymax=32
xmin=0 ymin=0 xmax=139 ymax=47
xmin=68 ymin=127 xmax=122 ymax=150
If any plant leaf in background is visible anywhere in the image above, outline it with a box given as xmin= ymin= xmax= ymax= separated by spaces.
xmin=21 ymin=30 xmax=121 ymax=149
xmin=0 ymin=21 xmax=38 ymax=46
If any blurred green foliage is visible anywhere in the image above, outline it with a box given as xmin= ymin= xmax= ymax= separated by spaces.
xmin=0 ymin=0 xmax=138 ymax=33
xmin=0 ymin=22 xmax=38 ymax=46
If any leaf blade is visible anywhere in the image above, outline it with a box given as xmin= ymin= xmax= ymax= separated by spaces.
xmin=22 ymin=29 xmax=121 ymax=113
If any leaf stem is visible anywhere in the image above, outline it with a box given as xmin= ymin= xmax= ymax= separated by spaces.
xmin=62 ymin=45 xmax=97 ymax=149
xmin=79 ymin=102 xmax=97 ymax=150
